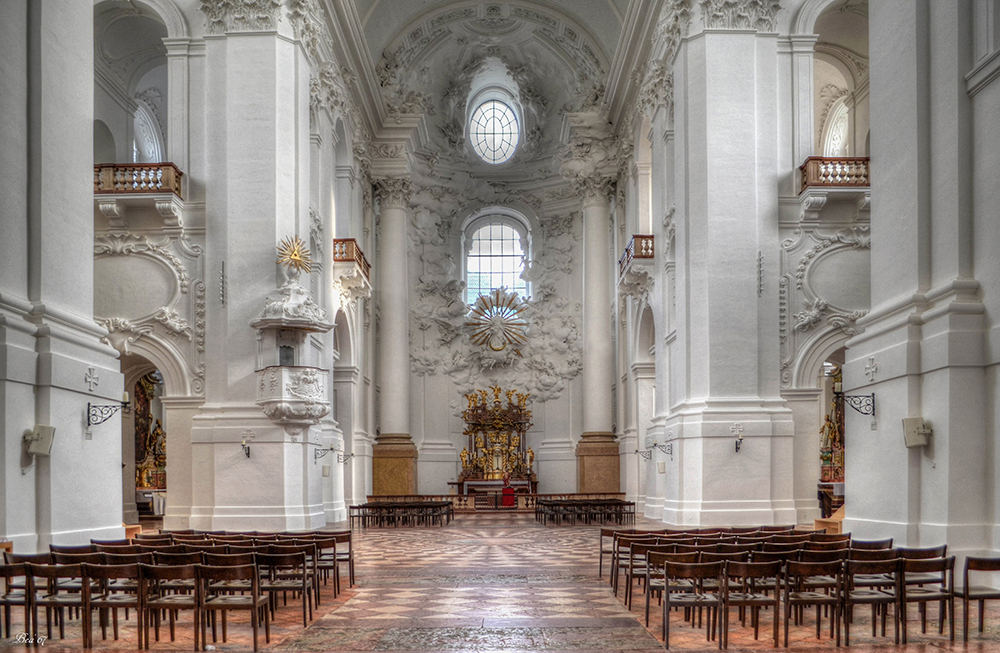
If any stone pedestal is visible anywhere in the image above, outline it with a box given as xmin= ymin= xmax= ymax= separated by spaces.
xmin=372 ymin=435 xmax=417 ymax=495
xmin=576 ymin=432 xmax=621 ymax=493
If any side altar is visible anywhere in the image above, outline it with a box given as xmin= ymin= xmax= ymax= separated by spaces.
xmin=457 ymin=386 xmax=537 ymax=495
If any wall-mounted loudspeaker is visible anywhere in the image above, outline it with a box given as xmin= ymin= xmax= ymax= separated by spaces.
xmin=24 ymin=425 xmax=56 ymax=456
xmin=901 ymin=417 xmax=931 ymax=449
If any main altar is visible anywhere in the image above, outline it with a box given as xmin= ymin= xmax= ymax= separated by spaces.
xmin=458 ymin=386 xmax=537 ymax=495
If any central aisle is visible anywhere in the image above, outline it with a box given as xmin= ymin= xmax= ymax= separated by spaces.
xmin=295 ymin=513 xmax=662 ymax=651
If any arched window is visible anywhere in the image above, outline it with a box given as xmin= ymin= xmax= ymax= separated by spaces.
xmin=464 ymin=215 xmax=529 ymax=305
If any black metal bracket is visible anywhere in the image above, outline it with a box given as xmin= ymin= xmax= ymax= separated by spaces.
xmin=87 ymin=402 xmax=128 ymax=427
xmin=635 ymin=448 xmax=652 ymax=460
xmin=836 ymin=392 xmax=876 ymax=417
xmin=735 ymin=438 xmax=743 ymax=453
xmin=338 ymin=453 xmax=355 ymax=464
xmin=314 ymin=447 xmax=334 ymax=462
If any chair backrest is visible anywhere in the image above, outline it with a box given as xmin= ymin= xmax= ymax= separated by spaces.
xmin=168 ymin=533 xmax=209 ymax=541
xmin=615 ymin=535 xmax=658 ymax=551
xmin=81 ymin=562 xmax=140 ymax=582
xmin=91 ymin=538 xmax=131 ymax=546
xmin=736 ymin=535 xmax=775 ymax=544
xmin=632 ymin=542 xmax=675 ymax=559
xmin=771 ymin=534 xmax=812 ymax=544
xmin=726 ymin=560 xmax=781 ymax=582
xmin=752 ymin=550 xmax=798 ymax=564
xmin=728 ymin=527 xmax=761 ymax=535
xmin=196 ymin=563 xmax=257 ymax=583
xmin=845 ymin=558 xmax=902 ymax=588
xmin=50 ymin=543 xmax=96 ymax=553
xmin=718 ymin=542 xmax=761 ymax=554
xmin=702 ymin=550 xmax=750 ymax=564
xmin=269 ymin=543 xmax=316 ymax=557
xmin=850 ymin=537 xmax=893 ymax=550
xmin=52 ymin=551 xmax=107 ymax=565
xmin=256 ymin=552 xmax=307 ymax=576
xmin=762 ymin=542 xmax=804 ymax=553
xmin=798 ymin=548 xmax=849 ymax=563
xmin=138 ymin=543 xmax=186 ymax=554
xmin=849 ymin=547 xmax=896 ymax=561
xmin=645 ymin=551 xmax=700 ymax=570
xmin=26 ymin=562 xmax=82 ymax=585
xmin=162 ymin=529 xmax=196 ymax=535
xmin=786 ymin=559 xmax=843 ymax=583
xmin=759 ymin=525 xmax=796 ymax=532
xmin=804 ymin=540 xmax=851 ymax=551
xmin=696 ymin=536 xmax=737 ymax=545
xmin=133 ymin=533 xmax=172 ymax=542
xmin=139 ymin=562 xmax=198 ymax=582
xmin=203 ymin=552 xmax=255 ymax=567
xmin=695 ymin=527 xmax=727 ymax=535
xmin=675 ymin=543 xmax=719 ymax=554
xmin=664 ymin=560 xmax=724 ymax=583
xmin=104 ymin=552 xmax=154 ymax=565
xmin=182 ymin=543 xmax=229 ymax=554
xmin=154 ymin=551 xmax=203 ymax=566
xmin=898 ymin=544 xmax=947 ymax=559
xmin=5 ymin=552 xmax=52 ymax=564
xmin=0 ymin=563 xmax=27 ymax=590
xmin=601 ymin=527 xmax=632 ymax=538
xmin=903 ymin=555 xmax=955 ymax=575
xmin=95 ymin=544 xmax=142 ymax=554
xmin=228 ymin=544 xmax=270 ymax=555
xmin=812 ymin=532 xmax=851 ymax=543
xmin=332 ymin=532 xmax=351 ymax=547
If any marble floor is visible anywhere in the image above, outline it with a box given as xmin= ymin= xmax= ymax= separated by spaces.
xmin=5 ymin=512 xmax=1000 ymax=652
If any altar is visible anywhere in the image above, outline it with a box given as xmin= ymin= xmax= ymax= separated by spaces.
xmin=457 ymin=386 xmax=537 ymax=493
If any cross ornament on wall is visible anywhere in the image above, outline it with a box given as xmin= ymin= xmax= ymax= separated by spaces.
xmin=85 ymin=367 xmax=100 ymax=392
xmin=865 ymin=356 xmax=878 ymax=382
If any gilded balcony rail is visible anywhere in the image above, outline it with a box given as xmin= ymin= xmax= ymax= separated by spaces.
xmin=94 ymin=162 xmax=183 ymax=198
xmin=800 ymin=156 xmax=870 ymax=193
xmin=618 ymin=234 xmax=654 ymax=278
xmin=332 ymin=238 xmax=371 ymax=281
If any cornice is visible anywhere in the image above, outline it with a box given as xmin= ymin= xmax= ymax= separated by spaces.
xmin=606 ymin=0 xmax=662 ymax=131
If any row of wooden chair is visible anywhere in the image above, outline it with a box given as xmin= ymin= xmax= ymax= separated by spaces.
xmin=2 ymin=545 xmax=337 ymax=649
xmin=534 ymin=499 xmax=636 ymax=526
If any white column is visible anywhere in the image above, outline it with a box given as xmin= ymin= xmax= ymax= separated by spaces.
xmin=1 ymin=0 xmax=125 ymax=549
xmin=666 ymin=14 xmax=795 ymax=526
xmin=372 ymin=177 xmax=417 ymax=495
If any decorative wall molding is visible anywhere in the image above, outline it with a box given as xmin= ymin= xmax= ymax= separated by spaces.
xmin=794 ymin=225 xmax=869 ymax=289
xmin=287 ymin=0 xmax=330 ymax=63
xmin=200 ymin=0 xmax=282 ymax=34
xmin=700 ymin=0 xmax=782 ymax=32
xmin=636 ymin=61 xmax=674 ymax=121
xmin=153 ymin=307 xmax=193 ymax=340
xmin=98 ymin=317 xmax=155 ymax=355
xmin=374 ymin=176 xmax=412 ymax=209
xmin=95 ymin=234 xmax=190 ymax=294
xmin=653 ymin=0 xmax=692 ymax=63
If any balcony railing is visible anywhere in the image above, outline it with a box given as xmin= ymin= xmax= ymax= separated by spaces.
xmin=332 ymin=238 xmax=371 ymax=281
xmin=800 ymin=156 xmax=870 ymax=193
xmin=618 ymin=234 xmax=654 ymax=278
xmin=94 ymin=162 xmax=183 ymax=198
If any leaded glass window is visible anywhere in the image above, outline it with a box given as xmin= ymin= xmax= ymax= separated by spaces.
xmin=465 ymin=220 xmax=528 ymax=304
xmin=470 ymin=100 xmax=518 ymax=164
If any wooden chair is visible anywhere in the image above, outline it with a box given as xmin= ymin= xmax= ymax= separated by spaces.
xmin=783 ymin=560 xmax=842 ymax=647
xmin=81 ymin=562 xmax=141 ymax=648
xmin=962 ymin=556 xmax=1000 ymax=641
xmin=197 ymin=564 xmax=269 ymax=652
xmin=95 ymin=544 xmax=143 ymax=554
xmin=256 ymin=552 xmax=312 ymax=627
xmin=139 ymin=563 xmax=200 ymax=650
xmin=26 ymin=562 xmax=87 ymax=644
xmin=611 ymin=535 xmax=657 ymax=596
xmin=803 ymin=540 xmax=851 ymax=551
xmin=270 ymin=543 xmax=321 ymax=608
xmin=181 ymin=543 xmax=229 ymax=554
xmin=50 ymin=544 xmax=96 ymax=554
xmin=331 ymin=531 xmax=355 ymax=588
xmin=662 ymin=561 xmax=725 ymax=649
xmin=624 ymin=542 xmax=673 ymax=609
xmin=722 ymin=560 xmax=781 ymax=648
xmin=91 ymin=539 xmax=132 ymax=546
xmin=644 ymin=551 xmax=698 ymax=627
xmin=900 ymin=555 xmax=955 ymax=643
xmin=843 ymin=558 xmax=902 ymax=646
xmin=812 ymin=532 xmax=851 ymax=543
xmin=0 ymin=563 xmax=30 ymax=639
xmin=850 ymin=538 xmax=893 ymax=550
xmin=598 ymin=527 xmax=629 ymax=578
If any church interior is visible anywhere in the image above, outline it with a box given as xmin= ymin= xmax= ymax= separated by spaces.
xmin=2 ymin=0 xmax=1000 ymax=649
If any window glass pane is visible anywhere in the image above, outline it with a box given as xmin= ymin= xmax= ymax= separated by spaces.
xmin=470 ymin=100 xmax=519 ymax=164
xmin=466 ymin=217 xmax=529 ymax=305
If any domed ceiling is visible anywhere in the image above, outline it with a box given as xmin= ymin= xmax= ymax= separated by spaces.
xmin=355 ymin=1 xmax=626 ymax=176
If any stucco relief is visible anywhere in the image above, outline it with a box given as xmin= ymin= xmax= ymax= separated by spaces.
xmin=404 ymin=176 xmax=583 ymax=407
xmin=780 ymin=224 xmax=871 ymax=388
xmin=94 ymin=232 xmax=206 ymax=396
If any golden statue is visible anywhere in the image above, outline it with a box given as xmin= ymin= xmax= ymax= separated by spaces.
xmin=460 ymin=448 xmax=469 ymax=468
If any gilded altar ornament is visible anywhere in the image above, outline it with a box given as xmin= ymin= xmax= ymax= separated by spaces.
xmin=277 ymin=235 xmax=313 ymax=274
xmin=466 ymin=288 xmax=528 ymax=354
xmin=460 ymin=385 xmax=533 ymax=481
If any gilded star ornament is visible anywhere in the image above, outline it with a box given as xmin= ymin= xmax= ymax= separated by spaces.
xmin=277 ymin=236 xmax=312 ymax=274
xmin=466 ymin=288 xmax=528 ymax=356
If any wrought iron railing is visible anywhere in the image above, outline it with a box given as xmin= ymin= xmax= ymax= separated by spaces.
xmin=800 ymin=156 xmax=870 ymax=193
xmin=94 ymin=162 xmax=183 ymax=198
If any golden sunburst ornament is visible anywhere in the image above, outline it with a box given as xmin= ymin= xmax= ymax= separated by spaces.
xmin=277 ymin=236 xmax=312 ymax=274
xmin=466 ymin=288 xmax=528 ymax=355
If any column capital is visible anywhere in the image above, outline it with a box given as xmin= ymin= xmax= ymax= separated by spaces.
xmin=199 ymin=0 xmax=282 ymax=34
xmin=699 ymin=0 xmax=782 ymax=32
xmin=373 ymin=176 xmax=412 ymax=210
